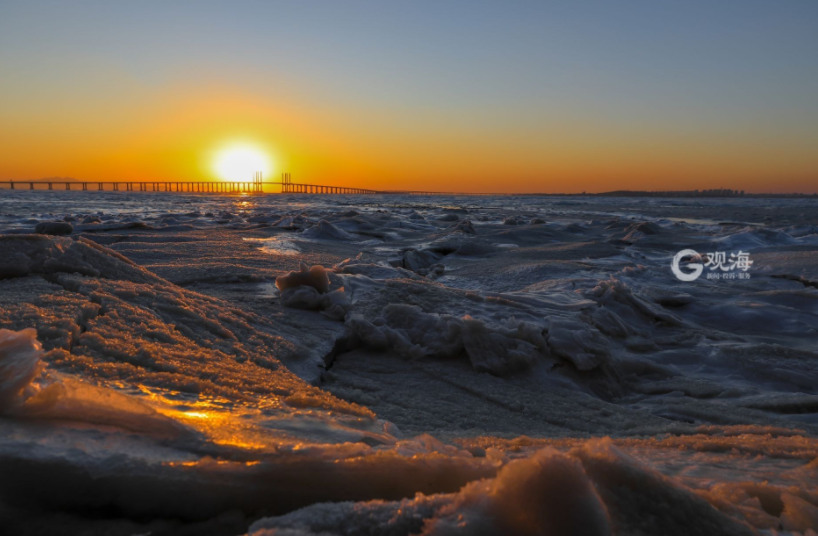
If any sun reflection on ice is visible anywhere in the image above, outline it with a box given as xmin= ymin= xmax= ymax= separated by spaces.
xmin=136 ymin=385 xmax=274 ymax=452
xmin=242 ymin=236 xmax=300 ymax=256
xmin=180 ymin=411 xmax=210 ymax=419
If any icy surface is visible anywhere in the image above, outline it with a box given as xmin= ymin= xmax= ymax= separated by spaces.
xmin=0 ymin=328 xmax=42 ymax=410
xmin=0 ymin=192 xmax=817 ymax=534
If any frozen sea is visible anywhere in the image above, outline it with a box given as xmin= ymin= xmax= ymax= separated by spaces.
xmin=1 ymin=191 xmax=817 ymax=535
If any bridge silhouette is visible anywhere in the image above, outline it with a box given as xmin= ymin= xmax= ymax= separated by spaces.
xmin=1 ymin=173 xmax=450 ymax=195
xmin=2 ymin=173 xmax=376 ymax=195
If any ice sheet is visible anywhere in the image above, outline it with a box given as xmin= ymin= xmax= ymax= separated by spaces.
xmin=1 ymin=192 xmax=817 ymax=534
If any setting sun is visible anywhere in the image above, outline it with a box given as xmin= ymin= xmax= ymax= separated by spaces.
xmin=212 ymin=143 xmax=272 ymax=182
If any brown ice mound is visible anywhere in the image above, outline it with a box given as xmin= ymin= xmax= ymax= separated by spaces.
xmin=276 ymin=262 xmax=331 ymax=293
xmin=0 ymin=234 xmax=368 ymax=418
xmin=0 ymin=234 xmax=160 ymax=283
xmin=0 ymin=327 xmax=42 ymax=410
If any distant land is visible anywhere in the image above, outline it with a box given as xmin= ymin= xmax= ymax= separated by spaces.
xmin=588 ymin=189 xmax=818 ymax=198
xmin=383 ymin=188 xmax=818 ymax=198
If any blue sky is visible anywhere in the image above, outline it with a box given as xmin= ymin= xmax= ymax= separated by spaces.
xmin=2 ymin=1 xmax=817 ymax=191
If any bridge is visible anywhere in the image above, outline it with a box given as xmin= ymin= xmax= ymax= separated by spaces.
xmin=1 ymin=172 xmax=379 ymax=195
xmin=0 ymin=172 xmax=462 ymax=196
xmin=3 ymin=179 xmax=266 ymax=193
xmin=277 ymin=172 xmax=376 ymax=194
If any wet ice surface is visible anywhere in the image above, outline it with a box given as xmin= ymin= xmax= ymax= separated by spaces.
xmin=1 ymin=191 xmax=817 ymax=534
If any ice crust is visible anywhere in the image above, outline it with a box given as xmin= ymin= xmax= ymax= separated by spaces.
xmin=1 ymin=193 xmax=817 ymax=534
xmin=276 ymin=262 xmax=332 ymax=293
xmin=0 ymin=328 xmax=42 ymax=410
xmin=249 ymin=439 xmax=763 ymax=536
xmin=346 ymin=304 xmax=545 ymax=375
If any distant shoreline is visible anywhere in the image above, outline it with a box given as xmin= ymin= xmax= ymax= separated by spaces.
xmin=377 ymin=189 xmax=818 ymax=198
xmin=530 ymin=190 xmax=818 ymax=198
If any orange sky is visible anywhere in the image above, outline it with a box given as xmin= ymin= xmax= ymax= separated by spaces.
xmin=1 ymin=2 xmax=816 ymax=193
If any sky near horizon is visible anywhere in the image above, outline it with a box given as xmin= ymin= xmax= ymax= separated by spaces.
xmin=1 ymin=1 xmax=817 ymax=193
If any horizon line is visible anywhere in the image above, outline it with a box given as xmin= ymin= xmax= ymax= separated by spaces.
xmin=2 ymin=179 xmax=817 ymax=197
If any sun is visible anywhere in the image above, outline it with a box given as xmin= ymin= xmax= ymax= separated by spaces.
xmin=212 ymin=143 xmax=272 ymax=182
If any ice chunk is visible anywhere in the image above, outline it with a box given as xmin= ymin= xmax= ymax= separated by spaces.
xmin=379 ymin=304 xmax=464 ymax=359
xmin=572 ymin=439 xmax=756 ymax=536
xmin=588 ymin=277 xmax=682 ymax=329
xmin=302 ymin=219 xmax=356 ymax=240
xmin=276 ymin=263 xmax=331 ymax=293
xmin=1 ymin=328 xmax=187 ymax=438
xmin=780 ymin=492 xmax=818 ymax=532
xmin=461 ymin=316 xmax=541 ymax=375
xmin=34 ymin=221 xmax=73 ymax=235
xmin=502 ymin=215 xmax=525 ymax=225
xmin=425 ymin=448 xmax=610 ymax=536
xmin=546 ymin=318 xmax=609 ymax=371
xmin=250 ymin=448 xmax=610 ymax=536
xmin=21 ymin=377 xmax=192 ymax=439
xmin=280 ymin=285 xmax=325 ymax=309
xmin=0 ymin=328 xmax=42 ymax=411
xmin=0 ymin=235 xmax=159 ymax=283
xmin=273 ymin=214 xmax=311 ymax=229
xmin=451 ymin=219 xmax=476 ymax=234
xmin=280 ymin=286 xmax=350 ymax=320
xmin=335 ymin=260 xmax=423 ymax=280
xmin=400 ymin=248 xmax=443 ymax=276
xmin=345 ymin=305 xmax=548 ymax=376
xmin=621 ymin=221 xmax=662 ymax=242
xmin=716 ymin=227 xmax=797 ymax=249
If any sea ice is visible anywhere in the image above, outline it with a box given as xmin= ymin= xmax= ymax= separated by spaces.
xmin=276 ymin=263 xmax=332 ymax=293
xmin=1 ymin=193 xmax=817 ymax=534
xmin=0 ymin=328 xmax=42 ymax=411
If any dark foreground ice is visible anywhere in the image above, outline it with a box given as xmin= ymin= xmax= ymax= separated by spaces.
xmin=0 ymin=191 xmax=817 ymax=535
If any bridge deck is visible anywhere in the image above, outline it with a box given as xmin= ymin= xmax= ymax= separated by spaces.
xmin=1 ymin=180 xmax=461 ymax=196
xmin=1 ymin=180 xmax=384 ymax=195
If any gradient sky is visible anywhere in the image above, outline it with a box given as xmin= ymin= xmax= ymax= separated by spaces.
xmin=1 ymin=1 xmax=817 ymax=193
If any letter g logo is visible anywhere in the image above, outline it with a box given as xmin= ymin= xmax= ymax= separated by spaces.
xmin=671 ymin=249 xmax=703 ymax=282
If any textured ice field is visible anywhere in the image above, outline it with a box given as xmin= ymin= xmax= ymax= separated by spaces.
xmin=0 ymin=191 xmax=817 ymax=535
